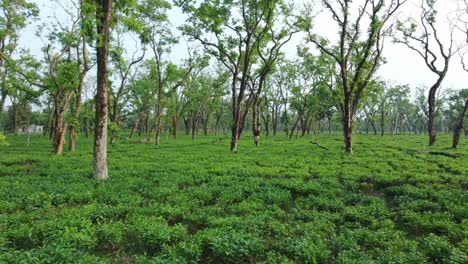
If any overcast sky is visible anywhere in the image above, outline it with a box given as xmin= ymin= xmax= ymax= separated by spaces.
xmin=19 ymin=0 xmax=468 ymax=97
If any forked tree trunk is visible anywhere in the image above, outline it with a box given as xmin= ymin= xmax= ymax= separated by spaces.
xmin=53 ymin=108 xmax=67 ymax=155
xmin=55 ymin=125 xmax=66 ymax=155
xmin=452 ymin=99 xmax=468 ymax=149
xmin=289 ymin=118 xmax=299 ymax=140
xmin=93 ymin=0 xmax=112 ymax=181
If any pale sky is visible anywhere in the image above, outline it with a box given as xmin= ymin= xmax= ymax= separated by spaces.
xmin=19 ymin=0 xmax=468 ymax=97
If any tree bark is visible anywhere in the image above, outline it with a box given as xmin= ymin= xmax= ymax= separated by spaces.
xmin=428 ymin=88 xmax=437 ymax=145
xmin=191 ymin=110 xmax=200 ymax=141
xmin=93 ymin=0 xmax=112 ymax=181
xmin=238 ymin=94 xmax=253 ymax=139
xmin=343 ymin=96 xmax=353 ymax=153
xmin=452 ymin=99 xmax=468 ymax=149
xmin=253 ymin=103 xmax=260 ymax=146
xmin=53 ymin=107 xmax=66 ymax=155
xmin=0 ymin=90 xmax=6 ymax=113
xmin=203 ymin=112 xmax=210 ymax=136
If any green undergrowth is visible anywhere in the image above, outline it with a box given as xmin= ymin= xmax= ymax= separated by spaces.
xmin=0 ymin=133 xmax=467 ymax=263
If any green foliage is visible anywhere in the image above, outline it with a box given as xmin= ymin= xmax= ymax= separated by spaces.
xmin=0 ymin=134 xmax=466 ymax=262
xmin=0 ymin=133 xmax=8 ymax=146
xmin=0 ymin=0 xmax=39 ymax=41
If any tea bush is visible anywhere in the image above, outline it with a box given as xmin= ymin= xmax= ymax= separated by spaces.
xmin=0 ymin=134 xmax=466 ymax=263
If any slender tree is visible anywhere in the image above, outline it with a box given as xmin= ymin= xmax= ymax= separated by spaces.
xmin=394 ymin=0 xmax=459 ymax=145
xmin=450 ymin=89 xmax=468 ymax=149
xmin=93 ymin=0 xmax=112 ymax=180
xmin=301 ymin=0 xmax=406 ymax=153
xmin=109 ymin=30 xmax=145 ymax=144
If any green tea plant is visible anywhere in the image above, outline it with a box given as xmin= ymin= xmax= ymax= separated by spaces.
xmin=0 ymin=134 xmax=466 ymax=263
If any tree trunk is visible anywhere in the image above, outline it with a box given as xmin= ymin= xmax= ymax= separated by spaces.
xmin=289 ymin=118 xmax=299 ymax=140
xmin=231 ymin=109 xmax=240 ymax=152
xmin=191 ymin=111 xmax=201 ymax=141
xmin=12 ymin=103 xmax=18 ymax=135
xmin=129 ymin=114 xmax=141 ymax=139
xmin=155 ymin=113 xmax=161 ymax=146
xmin=0 ymin=68 xmax=8 ymax=112
xmin=343 ymin=101 xmax=353 ymax=153
xmin=253 ymin=103 xmax=260 ymax=146
xmin=380 ymin=112 xmax=385 ymax=136
xmin=184 ymin=118 xmax=190 ymax=135
xmin=452 ymin=99 xmax=468 ymax=149
xmin=69 ymin=126 xmax=77 ymax=152
xmin=69 ymin=95 xmax=82 ymax=152
xmin=0 ymin=92 xmax=6 ymax=113
xmin=272 ymin=117 xmax=277 ymax=136
xmin=231 ymin=127 xmax=239 ymax=151
xmin=144 ymin=111 xmax=150 ymax=136
xmin=85 ymin=115 xmax=91 ymax=138
xmin=371 ymin=120 xmax=377 ymax=135
xmin=203 ymin=112 xmax=210 ymax=136
xmin=428 ymin=89 xmax=437 ymax=145
xmin=215 ymin=115 xmax=221 ymax=136
xmin=52 ymin=106 xmax=67 ymax=155
xmin=172 ymin=114 xmax=178 ymax=139
xmin=93 ymin=0 xmax=112 ymax=181
xmin=55 ymin=126 xmax=66 ymax=155
xmin=392 ymin=112 xmax=399 ymax=136
xmin=261 ymin=110 xmax=270 ymax=138
xmin=128 ymin=112 xmax=144 ymax=139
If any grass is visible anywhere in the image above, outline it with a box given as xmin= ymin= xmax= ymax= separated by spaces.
xmin=0 ymin=133 xmax=467 ymax=263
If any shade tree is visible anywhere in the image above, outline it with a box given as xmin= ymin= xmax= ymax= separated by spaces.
xmin=394 ymin=0 xmax=462 ymax=145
